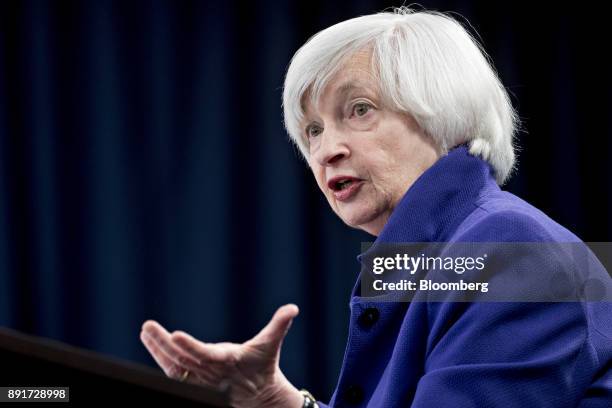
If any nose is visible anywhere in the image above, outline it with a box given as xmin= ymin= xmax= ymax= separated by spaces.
xmin=312 ymin=128 xmax=350 ymax=166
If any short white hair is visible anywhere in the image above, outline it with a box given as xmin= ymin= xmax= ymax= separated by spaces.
xmin=282 ymin=7 xmax=518 ymax=184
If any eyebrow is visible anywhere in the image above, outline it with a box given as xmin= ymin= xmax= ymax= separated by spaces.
xmin=334 ymin=81 xmax=376 ymax=98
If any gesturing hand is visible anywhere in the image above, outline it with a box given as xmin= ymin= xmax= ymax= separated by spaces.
xmin=140 ymin=304 xmax=303 ymax=408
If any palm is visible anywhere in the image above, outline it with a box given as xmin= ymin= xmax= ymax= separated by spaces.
xmin=140 ymin=304 xmax=299 ymax=408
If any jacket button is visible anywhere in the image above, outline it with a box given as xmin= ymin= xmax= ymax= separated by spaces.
xmin=358 ymin=307 xmax=379 ymax=328
xmin=343 ymin=384 xmax=364 ymax=405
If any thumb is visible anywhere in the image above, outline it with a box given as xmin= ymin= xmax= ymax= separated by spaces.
xmin=250 ymin=304 xmax=299 ymax=353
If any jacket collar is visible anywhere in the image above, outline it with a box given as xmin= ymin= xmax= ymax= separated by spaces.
xmin=360 ymin=144 xmax=499 ymax=252
xmin=352 ymin=145 xmax=499 ymax=300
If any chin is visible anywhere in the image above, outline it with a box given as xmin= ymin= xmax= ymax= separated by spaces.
xmin=337 ymin=205 xmax=380 ymax=230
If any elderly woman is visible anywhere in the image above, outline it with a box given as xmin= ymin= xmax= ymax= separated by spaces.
xmin=140 ymin=8 xmax=612 ymax=408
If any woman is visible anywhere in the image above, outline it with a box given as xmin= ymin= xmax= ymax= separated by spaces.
xmin=141 ymin=8 xmax=611 ymax=407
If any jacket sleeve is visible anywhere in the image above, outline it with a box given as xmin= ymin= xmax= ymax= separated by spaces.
xmin=410 ymin=301 xmax=595 ymax=407
xmin=410 ymin=211 xmax=603 ymax=407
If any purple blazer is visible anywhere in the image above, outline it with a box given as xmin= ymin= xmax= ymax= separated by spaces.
xmin=318 ymin=146 xmax=612 ymax=407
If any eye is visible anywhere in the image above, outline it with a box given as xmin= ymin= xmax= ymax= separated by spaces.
xmin=306 ymin=123 xmax=323 ymax=138
xmin=351 ymin=102 xmax=372 ymax=117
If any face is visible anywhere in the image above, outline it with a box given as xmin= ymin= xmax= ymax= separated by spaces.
xmin=302 ymin=49 xmax=440 ymax=236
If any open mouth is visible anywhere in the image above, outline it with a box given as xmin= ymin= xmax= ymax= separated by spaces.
xmin=329 ymin=177 xmax=360 ymax=192
xmin=335 ymin=179 xmax=356 ymax=191
xmin=327 ymin=176 xmax=364 ymax=201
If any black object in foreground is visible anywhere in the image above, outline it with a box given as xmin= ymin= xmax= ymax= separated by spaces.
xmin=0 ymin=327 xmax=230 ymax=406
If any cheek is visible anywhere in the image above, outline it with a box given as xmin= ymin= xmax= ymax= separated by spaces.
xmin=361 ymin=147 xmax=409 ymax=197
xmin=372 ymin=126 xmax=416 ymax=167
xmin=364 ymin=148 xmax=397 ymax=184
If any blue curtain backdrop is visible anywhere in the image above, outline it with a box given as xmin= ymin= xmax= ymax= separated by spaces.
xmin=0 ymin=0 xmax=610 ymax=399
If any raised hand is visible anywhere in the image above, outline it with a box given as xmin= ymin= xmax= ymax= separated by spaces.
xmin=140 ymin=304 xmax=303 ymax=408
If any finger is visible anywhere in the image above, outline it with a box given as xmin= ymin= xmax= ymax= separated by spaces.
xmin=140 ymin=331 xmax=184 ymax=379
xmin=251 ymin=304 xmax=299 ymax=351
xmin=171 ymin=331 xmax=230 ymax=363
xmin=142 ymin=320 xmax=200 ymax=368
xmin=143 ymin=330 xmax=225 ymax=387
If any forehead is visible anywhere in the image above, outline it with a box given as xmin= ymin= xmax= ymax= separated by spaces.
xmin=329 ymin=48 xmax=376 ymax=87
xmin=302 ymin=49 xmax=379 ymax=115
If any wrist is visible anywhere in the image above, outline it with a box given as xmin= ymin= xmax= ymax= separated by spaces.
xmin=257 ymin=372 xmax=304 ymax=408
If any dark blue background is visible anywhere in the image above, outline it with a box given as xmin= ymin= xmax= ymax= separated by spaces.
xmin=0 ymin=0 xmax=610 ymax=399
